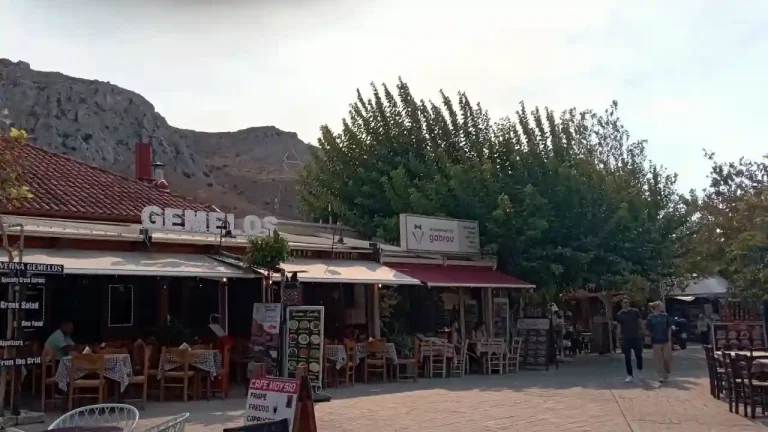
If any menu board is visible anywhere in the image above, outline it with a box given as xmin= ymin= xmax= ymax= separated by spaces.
xmin=284 ymin=306 xmax=324 ymax=388
xmin=712 ymin=321 xmax=766 ymax=351
xmin=517 ymin=318 xmax=552 ymax=369
xmin=243 ymin=377 xmax=299 ymax=430
xmin=492 ymin=298 xmax=510 ymax=341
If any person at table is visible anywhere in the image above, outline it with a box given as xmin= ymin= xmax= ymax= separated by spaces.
xmin=45 ymin=320 xmax=75 ymax=359
xmin=615 ymin=297 xmax=644 ymax=383
xmin=448 ymin=319 xmax=461 ymax=346
xmin=697 ymin=314 xmax=711 ymax=345
xmin=471 ymin=322 xmax=487 ymax=341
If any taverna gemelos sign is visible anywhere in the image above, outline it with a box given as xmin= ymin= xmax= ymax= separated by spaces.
xmin=141 ymin=206 xmax=277 ymax=236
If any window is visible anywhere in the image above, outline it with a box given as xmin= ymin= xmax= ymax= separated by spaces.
xmin=108 ymin=285 xmax=134 ymax=327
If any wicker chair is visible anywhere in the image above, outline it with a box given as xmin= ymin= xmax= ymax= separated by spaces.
xmin=142 ymin=413 xmax=190 ymax=432
xmin=48 ymin=403 xmax=140 ymax=431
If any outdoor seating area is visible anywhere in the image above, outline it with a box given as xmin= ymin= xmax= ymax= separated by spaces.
xmin=44 ymin=403 xmax=189 ymax=432
xmin=704 ymin=345 xmax=768 ymax=419
xmin=321 ymin=335 xmax=523 ymax=388
xmin=28 ymin=340 xmax=229 ymax=413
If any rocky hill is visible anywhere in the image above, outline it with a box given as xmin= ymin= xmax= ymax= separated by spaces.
xmin=0 ymin=58 xmax=313 ymax=218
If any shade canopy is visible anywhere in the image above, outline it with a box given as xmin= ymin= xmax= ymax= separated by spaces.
xmin=274 ymin=258 xmax=421 ymax=285
xmin=0 ymin=249 xmax=256 ymax=279
xmin=384 ymin=263 xmax=534 ymax=288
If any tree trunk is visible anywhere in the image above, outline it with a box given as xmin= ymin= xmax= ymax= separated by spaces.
xmin=0 ymin=219 xmax=24 ymax=416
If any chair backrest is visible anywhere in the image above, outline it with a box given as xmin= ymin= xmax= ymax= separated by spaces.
xmin=143 ymin=412 xmax=190 ymax=432
xmin=164 ymin=347 xmax=199 ymax=370
xmin=99 ymin=347 xmax=129 ymax=355
xmin=48 ymin=403 xmax=140 ymax=430
xmin=366 ymin=340 xmax=387 ymax=358
xmin=41 ymin=347 xmax=56 ymax=380
xmin=70 ymin=353 xmax=106 ymax=382
xmin=343 ymin=340 xmax=356 ymax=363
xmin=511 ymin=337 xmax=523 ymax=355
xmin=191 ymin=344 xmax=212 ymax=350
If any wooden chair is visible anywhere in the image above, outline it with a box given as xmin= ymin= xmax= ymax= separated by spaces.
xmin=210 ymin=344 xmax=232 ymax=399
xmin=364 ymin=340 xmax=387 ymax=383
xmin=323 ymin=346 xmax=338 ymax=389
xmin=68 ymin=353 xmax=106 ymax=410
xmin=160 ymin=347 xmax=199 ymax=402
xmin=485 ymin=339 xmax=504 ymax=375
xmin=723 ymin=352 xmax=745 ymax=414
xmin=397 ymin=338 xmax=419 ymax=382
xmin=40 ymin=348 xmax=61 ymax=412
xmin=338 ymin=340 xmax=356 ymax=386
xmin=505 ymin=337 xmax=523 ymax=373
xmin=231 ymin=338 xmax=252 ymax=384
xmin=735 ymin=353 xmax=768 ymax=419
xmin=423 ymin=340 xmax=447 ymax=378
xmin=703 ymin=345 xmax=725 ymax=399
xmin=124 ymin=344 xmax=151 ymax=409
xmin=451 ymin=339 xmax=469 ymax=377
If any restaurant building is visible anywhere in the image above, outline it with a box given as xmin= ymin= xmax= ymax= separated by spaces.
xmin=381 ymin=214 xmax=535 ymax=342
xmin=0 ymin=139 xmax=419 ymax=347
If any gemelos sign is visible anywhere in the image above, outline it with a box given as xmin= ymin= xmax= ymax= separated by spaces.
xmin=399 ymin=214 xmax=480 ymax=254
xmin=141 ymin=206 xmax=277 ymax=236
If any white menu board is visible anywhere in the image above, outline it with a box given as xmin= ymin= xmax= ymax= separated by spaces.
xmin=244 ymin=377 xmax=300 ymax=429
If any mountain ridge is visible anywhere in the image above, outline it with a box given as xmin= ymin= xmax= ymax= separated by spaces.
xmin=0 ymin=58 xmax=313 ymax=218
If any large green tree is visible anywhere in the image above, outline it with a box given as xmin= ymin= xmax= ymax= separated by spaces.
xmin=681 ymin=153 xmax=768 ymax=300
xmin=299 ymin=80 xmax=690 ymax=294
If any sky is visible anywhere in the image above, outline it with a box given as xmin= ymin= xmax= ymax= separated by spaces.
xmin=2 ymin=0 xmax=766 ymax=193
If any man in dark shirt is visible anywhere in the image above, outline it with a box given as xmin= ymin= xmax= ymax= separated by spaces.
xmin=646 ymin=301 xmax=673 ymax=382
xmin=615 ymin=297 xmax=644 ymax=382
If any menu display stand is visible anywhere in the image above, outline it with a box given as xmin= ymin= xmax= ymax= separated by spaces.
xmin=284 ymin=306 xmax=324 ymax=390
xmin=712 ymin=321 xmax=767 ymax=351
xmin=517 ymin=318 xmax=556 ymax=371
xmin=246 ymin=364 xmax=317 ymax=432
xmin=0 ymin=261 xmax=63 ymax=419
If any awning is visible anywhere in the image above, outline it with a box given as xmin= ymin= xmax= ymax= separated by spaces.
xmin=668 ymin=276 xmax=729 ymax=298
xmin=275 ymin=258 xmax=421 ymax=285
xmin=385 ymin=263 xmax=535 ymax=288
xmin=1 ymin=249 xmax=256 ymax=278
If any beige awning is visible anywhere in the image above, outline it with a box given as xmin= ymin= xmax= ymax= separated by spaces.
xmin=1 ymin=249 xmax=256 ymax=279
xmin=275 ymin=258 xmax=421 ymax=285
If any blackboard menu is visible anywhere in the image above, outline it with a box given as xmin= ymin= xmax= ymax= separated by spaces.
xmin=517 ymin=318 xmax=552 ymax=370
xmin=713 ymin=321 xmax=766 ymax=351
xmin=284 ymin=306 xmax=324 ymax=388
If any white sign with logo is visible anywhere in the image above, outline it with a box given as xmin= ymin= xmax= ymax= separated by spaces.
xmin=399 ymin=214 xmax=480 ymax=254
xmin=141 ymin=206 xmax=277 ymax=236
xmin=244 ymin=377 xmax=299 ymax=429
xmin=253 ymin=303 xmax=282 ymax=335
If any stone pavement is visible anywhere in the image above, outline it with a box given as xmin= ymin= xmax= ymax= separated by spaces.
xmin=22 ymin=347 xmax=766 ymax=432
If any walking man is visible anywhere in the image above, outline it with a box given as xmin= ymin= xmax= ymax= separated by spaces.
xmin=647 ymin=301 xmax=673 ymax=382
xmin=615 ymin=297 xmax=644 ymax=382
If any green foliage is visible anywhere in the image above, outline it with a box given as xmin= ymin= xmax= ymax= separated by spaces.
xmin=299 ymin=79 xmax=691 ymax=293
xmin=244 ymin=230 xmax=291 ymax=271
xmin=681 ymin=153 xmax=768 ymax=300
xmin=1 ymin=128 xmax=33 ymax=210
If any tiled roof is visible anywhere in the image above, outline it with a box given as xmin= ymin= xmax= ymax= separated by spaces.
xmin=0 ymin=138 xmax=215 ymax=223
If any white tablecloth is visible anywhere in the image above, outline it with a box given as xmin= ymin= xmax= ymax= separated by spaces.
xmin=56 ymin=354 xmax=132 ymax=392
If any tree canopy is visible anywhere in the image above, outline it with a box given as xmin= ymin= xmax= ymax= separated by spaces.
xmin=0 ymin=128 xmax=32 ymax=211
xmin=681 ymin=153 xmax=768 ymax=300
xmin=299 ymin=80 xmax=691 ymax=294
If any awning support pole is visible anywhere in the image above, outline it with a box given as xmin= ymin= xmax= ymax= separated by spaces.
xmin=372 ymin=284 xmax=381 ymax=339
xmin=459 ymin=287 xmax=466 ymax=341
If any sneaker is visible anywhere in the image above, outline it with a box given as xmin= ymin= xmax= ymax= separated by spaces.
xmin=625 ymin=376 xmax=634 ymax=383
xmin=658 ymin=378 xmax=666 ymax=383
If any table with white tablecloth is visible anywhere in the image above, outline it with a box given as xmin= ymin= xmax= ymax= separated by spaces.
xmin=356 ymin=342 xmax=398 ymax=364
xmin=158 ymin=349 xmax=221 ymax=379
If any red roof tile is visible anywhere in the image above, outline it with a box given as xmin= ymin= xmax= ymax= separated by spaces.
xmin=0 ymin=138 xmax=216 ymax=223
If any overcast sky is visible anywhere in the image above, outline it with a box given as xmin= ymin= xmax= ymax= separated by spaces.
xmin=2 ymin=0 xmax=766 ymax=193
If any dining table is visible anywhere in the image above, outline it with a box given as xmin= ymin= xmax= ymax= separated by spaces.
xmin=158 ymin=349 xmax=222 ymax=378
xmin=55 ymin=353 xmax=133 ymax=392
xmin=714 ymin=351 xmax=768 ymax=372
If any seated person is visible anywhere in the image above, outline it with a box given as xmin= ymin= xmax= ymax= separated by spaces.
xmin=471 ymin=322 xmax=487 ymax=341
xmin=133 ymin=329 xmax=159 ymax=373
xmin=449 ymin=319 xmax=461 ymax=346
xmin=45 ymin=320 xmax=75 ymax=359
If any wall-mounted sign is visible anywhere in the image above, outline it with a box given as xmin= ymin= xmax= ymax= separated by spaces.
xmin=0 ymin=262 xmax=63 ymax=274
xmin=141 ymin=206 xmax=278 ymax=236
xmin=399 ymin=214 xmax=480 ymax=254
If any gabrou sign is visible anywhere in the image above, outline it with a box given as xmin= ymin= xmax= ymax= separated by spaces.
xmin=399 ymin=214 xmax=480 ymax=254
xmin=141 ymin=206 xmax=277 ymax=236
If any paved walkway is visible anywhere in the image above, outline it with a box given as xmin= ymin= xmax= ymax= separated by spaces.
xmin=24 ymin=347 xmax=766 ymax=432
